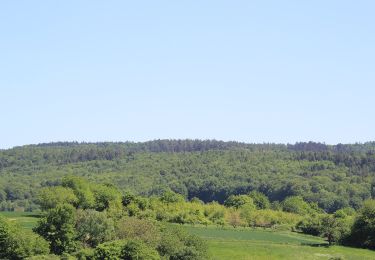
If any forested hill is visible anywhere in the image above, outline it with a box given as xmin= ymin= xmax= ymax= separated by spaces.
xmin=1 ymin=139 xmax=375 ymax=213
xmin=0 ymin=140 xmax=285 ymax=165
xmin=2 ymin=140 xmax=375 ymax=166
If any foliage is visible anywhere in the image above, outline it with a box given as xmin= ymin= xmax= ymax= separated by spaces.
xmin=249 ymin=191 xmax=271 ymax=209
xmin=75 ymin=209 xmax=115 ymax=247
xmin=297 ymin=213 xmax=352 ymax=245
xmin=25 ymin=255 xmax=61 ymax=260
xmin=226 ymin=210 xmax=245 ymax=228
xmin=92 ymin=183 xmax=122 ymax=212
xmin=346 ymin=199 xmax=375 ymax=249
xmin=93 ymin=240 xmax=126 ymax=259
xmin=320 ymin=215 xmax=351 ymax=245
xmin=37 ymin=186 xmax=78 ymax=210
xmin=1 ymin=139 xmax=375 ymax=254
xmin=116 ymin=217 xmax=161 ymax=247
xmin=224 ymin=195 xmax=255 ymax=210
xmin=93 ymin=224 xmax=208 ymax=260
xmin=74 ymin=247 xmax=95 ymax=260
xmin=281 ymin=196 xmax=314 ymax=215
xmin=121 ymin=239 xmax=160 ymax=260
xmin=1 ymin=140 xmax=375 ymax=214
xmin=34 ymin=203 xmax=77 ymax=255
xmin=62 ymin=176 xmax=95 ymax=209
xmin=158 ymin=225 xmax=208 ymax=260
xmin=245 ymin=209 xmax=301 ymax=228
xmin=0 ymin=216 xmax=49 ymax=259
xmin=160 ymin=189 xmax=185 ymax=204
xmin=296 ymin=216 xmax=322 ymax=236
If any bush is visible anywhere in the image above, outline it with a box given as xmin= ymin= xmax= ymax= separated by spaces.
xmin=158 ymin=225 xmax=208 ymax=260
xmin=224 ymin=195 xmax=255 ymax=210
xmin=160 ymin=190 xmax=185 ymax=204
xmin=94 ymin=239 xmax=162 ymax=260
xmin=75 ymin=248 xmax=95 ymax=260
xmin=116 ymin=217 xmax=161 ymax=247
xmin=93 ymin=240 xmax=126 ymax=259
xmin=92 ymin=183 xmax=122 ymax=212
xmin=298 ymin=214 xmax=352 ymax=245
xmin=75 ymin=209 xmax=115 ymax=247
xmin=345 ymin=200 xmax=375 ymax=249
xmin=249 ymin=191 xmax=270 ymax=209
xmin=296 ymin=216 xmax=322 ymax=236
xmin=282 ymin=196 xmax=311 ymax=215
xmin=37 ymin=186 xmax=78 ymax=210
xmin=33 ymin=203 xmax=77 ymax=255
xmin=121 ymin=240 xmax=160 ymax=260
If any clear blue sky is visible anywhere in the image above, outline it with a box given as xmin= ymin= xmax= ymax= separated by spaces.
xmin=1 ymin=1 xmax=374 ymax=148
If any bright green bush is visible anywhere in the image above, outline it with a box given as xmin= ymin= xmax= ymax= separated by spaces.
xmin=75 ymin=248 xmax=95 ymax=260
xmin=224 ymin=195 xmax=255 ymax=210
xmin=37 ymin=186 xmax=78 ymax=210
xmin=93 ymin=240 xmax=126 ymax=260
xmin=282 ymin=196 xmax=312 ymax=215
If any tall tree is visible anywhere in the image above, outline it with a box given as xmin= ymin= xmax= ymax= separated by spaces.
xmin=34 ymin=203 xmax=77 ymax=255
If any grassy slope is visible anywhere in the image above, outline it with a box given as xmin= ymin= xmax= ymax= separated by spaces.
xmin=185 ymin=226 xmax=375 ymax=260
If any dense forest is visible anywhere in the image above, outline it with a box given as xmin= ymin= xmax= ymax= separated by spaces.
xmin=1 ymin=140 xmax=375 ymax=213
xmin=1 ymin=140 xmax=375 ymax=258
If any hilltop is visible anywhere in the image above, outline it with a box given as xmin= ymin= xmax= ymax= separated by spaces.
xmin=1 ymin=140 xmax=375 ymax=213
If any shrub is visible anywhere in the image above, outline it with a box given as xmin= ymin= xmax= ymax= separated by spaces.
xmin=298 ymin=214 xmax=352 ymax=245
xmin=345 ymin=200 xmax=375 ymax=249
xmin=296 ymin=216 xmax=322 ymax=236
xmin=92 ymin=183 xmax=122 ymax=212
xmin=121 ymin=240 xmax=160 ymax=260
xmin=160 ymin=190 xmax=185 ymax=204
xmin=93 ymin=240 xmax=126 ymax=260
xmin=37 ymin=187 xmax=78 ymax=210
xmin=249 ymin=191 xmax=271 ymax=209
xmin=158 ymin=225 xmax=208 ymax=260
xmin=75 ymin=248 xmax=95 ymax=260
xmin=75 ymin=209 xmax=115 ymax=247
xmin=34 ymin=203 xmax=77 ymax=255
xmin=115 ymin=217 xmax=161 ymax=247
xmin=281 ymin=196 xmax=311 ymax=215
xmin=224 ymin=195 xmax=255 ymax=210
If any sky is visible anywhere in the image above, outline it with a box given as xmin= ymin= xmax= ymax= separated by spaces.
xmin=0 ymin=1 xmax=374 ymax=149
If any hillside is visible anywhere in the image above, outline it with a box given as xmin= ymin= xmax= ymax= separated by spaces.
xmin=1 ymin=140 xmax=375 ymax=213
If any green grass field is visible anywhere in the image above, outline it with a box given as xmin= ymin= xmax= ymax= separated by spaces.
xmin=0 ymin=211 xmax=40 ymax=230
xmin=2 ymin=212 xmax=375 ymax=259
xmin=184 ymin=226 xmax=375 ymax=260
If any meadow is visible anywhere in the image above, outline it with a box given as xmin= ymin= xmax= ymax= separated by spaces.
xmin=0 ymin=211 xmax=40 ymax=230
xmin=2 ymin=212 xmax=375 ymax=260
xmin=184 ymin=226 xmax=375 ymax=260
